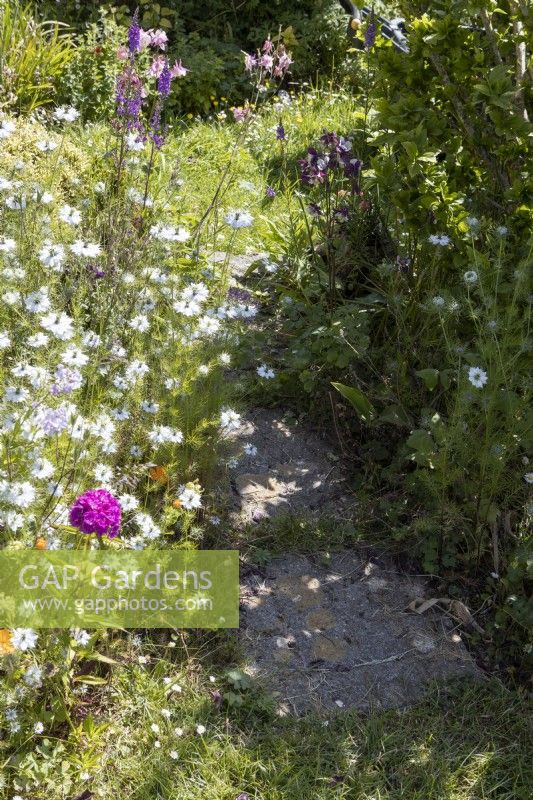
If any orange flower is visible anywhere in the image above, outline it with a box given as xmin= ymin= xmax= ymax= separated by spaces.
xmin=172 ymin=499 xmax=182 ymax=509
xmin=149 ymin=466 xmax=168 ymax=483
xmin=34 ymin=537 xmax=47 ymax=550
xmin=350 ymin=18 xmax=361 ymax=31
xmin=0 ymin=629 xmax=14 ymax=656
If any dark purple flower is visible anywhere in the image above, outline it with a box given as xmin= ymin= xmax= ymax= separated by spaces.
xmin=157 ymin=65 xmax=172 ymax=98
xmin=276 ymin=124 xmax=286 ymax=141
xmin=128 ymin=11 xmax=141 ymax=54
xmin=364 ymin=14 xmax=377 ymax=49
xmin=308 ymin=202 xmax=322 ymax=218
xmin=265 ymin=186 xmax=276 ymax=198
xmin=69 ymin=489 xmax=122 ymax=539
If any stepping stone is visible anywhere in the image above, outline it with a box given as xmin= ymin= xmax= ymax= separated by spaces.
xmin=240 ymin=551 xmax=480 ymax=715
xmin=229 ymin=409 xmax=349 ymax=524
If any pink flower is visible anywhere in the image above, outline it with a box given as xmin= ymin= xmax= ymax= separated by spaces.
xmin=170 ymin=60 xmax=188 ymax=78
xmin=139 ymin=30 xmax=151 ymax=51
xmin=243 ymin=53 xmax=257 ymax=72
xmin=232 ymin=107 xmax=251 ymax=123
xmin=262 ymin=39 xmax=274 ymax=54
xmin=149 ymin=55 xmax=166 ymax=78
xmin=149 ymin=29 xmax=168 ymax=50
xmin=259 ymin=54 xmax=274 ymax=70
xmin=117 ymin=45 xmax=129 ymax=61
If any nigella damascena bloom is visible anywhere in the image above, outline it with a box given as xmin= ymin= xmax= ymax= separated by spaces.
xmin=69 ymin=489 xmax=122 ymax=538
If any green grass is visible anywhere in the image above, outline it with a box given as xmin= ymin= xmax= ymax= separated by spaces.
xmin=85 ymin=650 xmax=532 ymax=800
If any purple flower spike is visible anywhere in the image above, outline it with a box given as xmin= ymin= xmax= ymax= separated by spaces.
xmin=266 ymin=186 xmax=276 ymax=198
xmin=69 ymin=489 xmax=122 ymax=539
xmin=276 ymin=124 xmax=286 ymax=141
xmin=128 ymin=11 xmax=141 ymax=54
xmin=364 ymin=13 xmax=377 ymax=49
xmin=157 ymin=65 xmax=172 ymax=97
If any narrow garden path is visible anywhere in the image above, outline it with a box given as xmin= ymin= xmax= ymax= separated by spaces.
xmin=222 ymin=253 xmax=481 ymax=715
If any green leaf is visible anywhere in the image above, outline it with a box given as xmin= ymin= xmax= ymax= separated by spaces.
xmin=73 ymin=675 xmax=108 ymax=685
xmin=406 ymin=429 xmax=435 ymax=453
xmin=331 ymin=382 xmax=375 ymax=422
xmin=416 ymin=368 xmax=439 ymax=391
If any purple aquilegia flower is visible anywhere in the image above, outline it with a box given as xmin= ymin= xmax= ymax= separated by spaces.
xmin=69 ymin=489 xmax=122 ymax=539
xmin=266 ymin=186 xmax=276 ymax=198
xmin=276 ymin=124 xmax=286 ymax=141
xmin=128 ymin=11 xmax=141 ymax=54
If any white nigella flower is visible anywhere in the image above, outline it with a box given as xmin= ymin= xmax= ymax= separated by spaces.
xmin=119 ymin=494 xmax=139 ymax=511
xmin=468 ymin=366 xmax=488 ymax=389
xmin=463 ymin=270 xmax=478 ymax=284
xmin=0 ymin=236 xmax=16 ymax=251
xmin=466 ymin=216 xmax=479 ymax=227
xmin=37 ymin=139 xmax=59 ymax=152
xmin=71 ymin=628 xmax=91 ymax=646
xmin=34 ymin=721 xmax=45 ymax=734
xmin=224 ymin=209 xmax=254 ymax=229
xmin=0 ymin=331 xmax=10 ymax=349
xmin=196 ymin=724 xmax=206 ymax=735
xmin=524 ymin=472 xmax=533 ymax=485
xmin=431 ymin=296 xmax=445 ymax=307
xmin=129 ymin=314 xmax=150 ymax=333
xmin=25 ymin=289 xmax=51 ymax=314
xmin=148 ymin=425 xmax=183 ymax=446
xmin=219 ymin=352 xmax=231 ymax=365
xmin=428 ymin=233 xmax=450 ymax=246
xmin=2 ymin=290 xmax=20 ymax=305
xmin=27 ymin=332 xmax=49 ymax=348
xmin=59 ymin=204 xmax=82 ymax=225
xmin=244 ymin=443 xmax=258 ymax=456
xmin=170 ymin=750 xmax=179 ymax=760
xmin=70 ymin=240 xmax=102 ymax=258
xmin=495 ymin=225 xmax=508 ymax=236
xmin=197 ymin=316 xmax=220 ymax=335
xmin=0 ymin=176 xmax=13 ymax=190
xmin=40 ymin=311 xmax=75 ymax=340
xmin=220 ymin=408 xmax=241 ymax=432
xmin=54 ymin=105 xmax=79 ymax=122
xmin=257 ymin=364 xmax=275 ymax=379
xmin=24 ymin=664 xmax=43 ymax=688
xmin=126 ymin=131 xmax=145 ymax=151
xmin=141 ymin=400 xmax=159 ymax=414
xmin=39 ymin=242 xmax=65 ymax=271
xmin=0 ymin=119 xmax=16 ymax=139
xmin=5 ymin=194 xmax=26 ymax=210
xmin=94 ymin=463 xmax=114 ymax=485
xmin=10 ymin=628 xmax=38 ymax=651
xmin=177 ymin=485 xmax=202 ymax=510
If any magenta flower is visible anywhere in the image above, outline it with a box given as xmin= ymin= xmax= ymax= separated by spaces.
xmin=69 ymin=489 xmax=122 ymax=539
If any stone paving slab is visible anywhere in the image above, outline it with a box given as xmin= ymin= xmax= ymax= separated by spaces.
xmin=240 ymin=552 xmax=480 ymax=715
xmin=230 ymin=409 xmax=351 ymax=524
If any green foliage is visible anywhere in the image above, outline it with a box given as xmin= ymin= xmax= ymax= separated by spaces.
xmin=57 ymin=9 xmax=126 ymax=121
xmin=0 ymin=0 xmax=74 ymax=113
